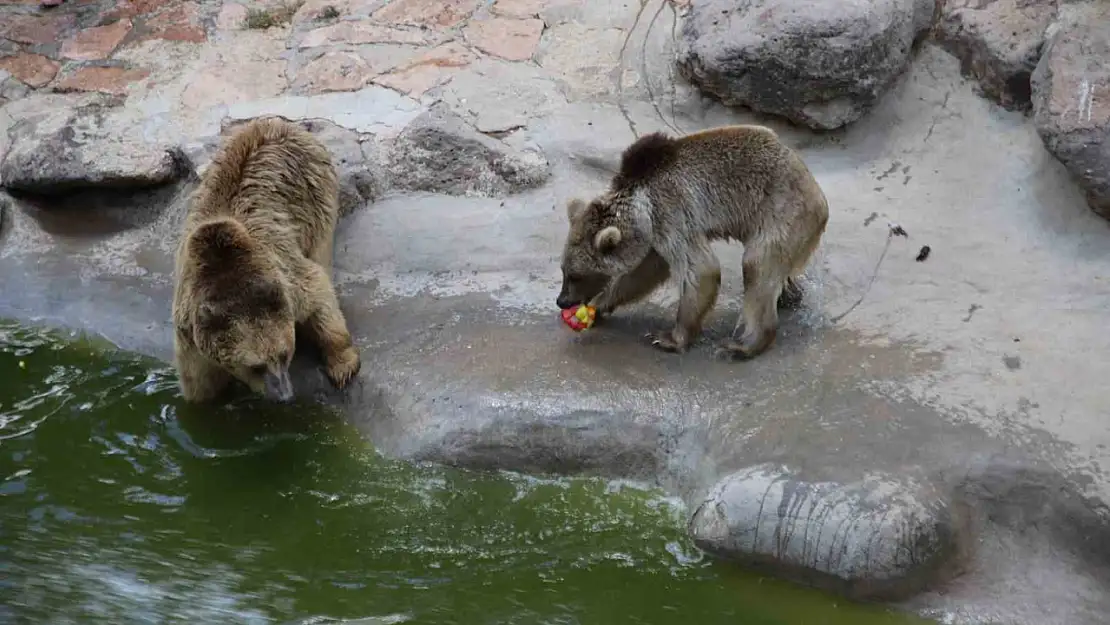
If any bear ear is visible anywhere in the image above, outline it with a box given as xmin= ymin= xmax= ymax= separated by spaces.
xmin=566 ymin=198 xmax=587 ymax=222
xmin=593 ymin=226 xmax=622 ymax=253
xmin=190 ymin=220 xmax=250 ymax=270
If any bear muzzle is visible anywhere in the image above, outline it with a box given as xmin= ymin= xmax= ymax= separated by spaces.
xmin=263 ymin=368 xmax=295 ymax=403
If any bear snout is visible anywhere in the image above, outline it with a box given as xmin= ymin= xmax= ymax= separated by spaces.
xmin=556 ymin=292 xmax=577 ymax=310
xmin=264 ymin=369 xmax=295 ymax=403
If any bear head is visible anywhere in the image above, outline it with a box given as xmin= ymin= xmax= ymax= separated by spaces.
xmin=556 ymin=190 xmax=653 ymax=310
xmin=187 ymin=219 xmax=297 ymax=402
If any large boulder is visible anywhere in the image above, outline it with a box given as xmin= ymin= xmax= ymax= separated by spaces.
xmin=935 ymin=0 xmax=1058 ymax=111
xmin=0 ymin=96 xmax=188 ymax=194
xmin=688 ymin=464 xmax=967 ymax=601
xmin=1031 ymin=1 xmax=1110 ymax=219
xmin=676 ymin=0 xmax=938 ymax=130
xmin=385 ymin=102 xmax=551 ymax=197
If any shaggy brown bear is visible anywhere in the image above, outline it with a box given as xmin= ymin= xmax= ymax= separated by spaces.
xmin=171 ymin=116 xmax=360 ymax=403
xmin=557 ymin=125 xmax=829 ymax=360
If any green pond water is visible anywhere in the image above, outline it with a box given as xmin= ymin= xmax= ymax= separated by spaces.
xmin=0 ymin=320 xmax=934 ymax=624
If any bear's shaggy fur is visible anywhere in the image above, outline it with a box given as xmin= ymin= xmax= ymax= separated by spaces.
xmin=557 ymin=125 xmax=829 ymax=360
xmin=171 ymin=117 xmax=360 ymax=403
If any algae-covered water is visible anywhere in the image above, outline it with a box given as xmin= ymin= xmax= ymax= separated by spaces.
xmin=0 ymin=320 xmax=933 ymax=624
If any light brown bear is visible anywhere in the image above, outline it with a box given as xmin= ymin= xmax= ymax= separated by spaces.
xmin=172 ymin=116 xmax=360 ymax=403
xmin=556 ymin=125 xmax=829 ymax=360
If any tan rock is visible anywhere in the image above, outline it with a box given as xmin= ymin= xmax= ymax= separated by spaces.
xmin=491 ymin=0 xmax=546 ymax=18
xmin=464 ymin=17 xmax=544 ymax=62
xmin=216 ymin=2 xmax=248 ymax=30
xmin=0 ymin=53 xmax=60 ymax=88
xmin=53 ymin=66 xmax=149 ymax=95
xmin=61 ymin=19 xmax=133 ymax=61
xmin=294 ymin=51 xmax=376 ymax=94
xmin=372 ymin=0 xmax=480 ymax=29
xmin=375 ymin=41 xmax=475 ymax=96
xmin=179 ymin=40 xmax=288 ymax=109
xmin=143 ymin=2 xmax=207 ymax=43
xmin=299 ymin=20 xmax=427 ymax=48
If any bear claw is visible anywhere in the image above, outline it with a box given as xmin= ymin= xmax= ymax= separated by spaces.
xmin=325 ymin=347 xmax=361 ymax=390
xmin=646 ymin=331 xmax=686 ymax=354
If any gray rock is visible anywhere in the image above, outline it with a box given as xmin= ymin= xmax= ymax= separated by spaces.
xmin=688 ymin=464 xmax=966 ymax=601
xmin=385 ymin=102 xmax=551 ymax=197
xmin=0 ymin=69 xmax=31 ymax=106
xmin=299 ymin=119 xmax=384 ymax=217
xmin=1031 ymin=1 xmax=1110 ymax=219
xmin=0 ymin=99 xmax=188 ymax=194
xmin=676 ymin=0 xmax=938 ymax=130
xmin=935 ymin=0 xmax=1057 ymax=110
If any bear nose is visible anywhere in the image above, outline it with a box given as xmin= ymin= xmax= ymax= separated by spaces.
xmin=556 ymin=295 xmax=574 ymax=309
xmin=264 ymin=369 xmax=295 ymax=403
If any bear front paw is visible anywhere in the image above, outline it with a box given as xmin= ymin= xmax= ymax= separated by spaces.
xmin=325 ymin=346 xmax=361 ymax=390
xmin=646 ymin=329 xmax=687 ymax=354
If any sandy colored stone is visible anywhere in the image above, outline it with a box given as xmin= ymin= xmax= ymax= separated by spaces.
xmin=0 ymin=53 xmax=60 ymax=88
xmin=535 ymin=22 xmax=624 ymax=100
xmin=179 ymin=40 xmax=288 ymax=109
xmin=492 ymin=0 xmax=546 ymax=18
xmin=142 ymin=2 xmax=206 ymax=43
xmin=374 ymin=41 xmax=475 ymax=96
xmin=60 ymin=19 xmax=132 ymax=61
xmin=53 ymin=66 xmax=149 ymax=95
xmin=294 ymin=51 xmax=376 ymax=94
xmin=299 ymin=19 xmax=427 ymax=48
xmin=372 ymin=0 xmax=480 ymax=29
xmin=0 ymin=13 xmax=76 ymax=45
xmin=464 ymin=16 xmax=544 ymax=62
xmin=216 ymin=2 xmax=248 ymax=30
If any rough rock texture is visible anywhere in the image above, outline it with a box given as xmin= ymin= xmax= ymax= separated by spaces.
xmin=935 ymin=0 xmax=1058 ymax=110
xmin=689 ymin=464 xmax=966 ymax=601
xmin=1031 ymin=1 xmax=1110 ymax=219
xmin=676 ymin=0 xmax=938 ymax=129
xmin=0 ymin=69 xmax=31 ymax=106
xmin=0 ymin=97 xmax=187 ymax=193
xmin=385 ymin=102 xmax=551 ymax=197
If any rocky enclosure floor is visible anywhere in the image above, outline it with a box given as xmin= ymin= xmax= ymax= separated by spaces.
xmin=2 ymin=1 xmax=1110 ymax=624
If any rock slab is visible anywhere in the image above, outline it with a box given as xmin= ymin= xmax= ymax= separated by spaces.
xmin=676 ymin=0 xmax=938 ymax=130
xmin=1031 ymin=1 xmax=1110 ymax=219
xmin=935 ymin=0 xmax=1058 ymax=110
xmin=0 ymin=98 xmax=187 ymax=193
xmin=688 ymin=464 xmax=966 ymax=601
xmin=385 ymin=102 xmax=551 ymax=197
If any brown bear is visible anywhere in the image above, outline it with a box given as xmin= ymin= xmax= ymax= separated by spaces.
xmin=556 ymin=125 xmax=829 ymax=360
xmin=171 ymin=116 xmax=361 ymax=403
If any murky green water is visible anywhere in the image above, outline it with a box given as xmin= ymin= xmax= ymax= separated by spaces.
xmin=0 ymin=320 xmax=933 ymax=624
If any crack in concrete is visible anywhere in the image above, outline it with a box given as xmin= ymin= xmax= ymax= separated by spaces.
xmin=616 ymin=0 xmax=652 ymax=139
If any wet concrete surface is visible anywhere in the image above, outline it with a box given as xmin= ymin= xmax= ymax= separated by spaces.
xmin=3 ymin=41 xmax=1110 ymax=623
